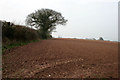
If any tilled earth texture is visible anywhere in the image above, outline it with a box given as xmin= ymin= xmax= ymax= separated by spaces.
xmin=2 ymin=38 xmax=118 ymax=78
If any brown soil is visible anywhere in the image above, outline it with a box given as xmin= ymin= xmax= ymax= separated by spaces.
xmin=2 ymin=38 xmax=118 ymax=78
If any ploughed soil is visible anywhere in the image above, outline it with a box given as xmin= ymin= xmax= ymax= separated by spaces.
xmin=2 ymin=38 xmax=118 ymax=78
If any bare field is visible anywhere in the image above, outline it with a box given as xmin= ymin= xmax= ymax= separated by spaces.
xmin=2 ymin=38 xmax=118 ymax=78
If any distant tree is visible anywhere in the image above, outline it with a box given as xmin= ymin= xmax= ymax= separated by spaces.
xmin=99 ymin=37 xmax=104 ymax=40
xmin=26 ymin=8 xmax=68 ymax=39
xmin=92 ymin=38 xmax=96 ymax=40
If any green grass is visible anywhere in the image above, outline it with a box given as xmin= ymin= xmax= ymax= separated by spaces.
xmin=2 ymin=39 xmax=40 ymax=54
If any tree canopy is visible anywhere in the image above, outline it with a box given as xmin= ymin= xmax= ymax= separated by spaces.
xmin=99 ymin=37 xmax=104 ymax=40
xmin=26 ymin=8 xmax=68 ymax=39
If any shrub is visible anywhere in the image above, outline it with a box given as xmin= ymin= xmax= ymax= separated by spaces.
xmin=2 ymin=21 xmax=40 ymax=45
xmin=37 ymin=30 xmax=52 ymax=39
xmin=2 ymin=21 xmax=15 ymax=40
xmin=24 ymin=27 xmax=39 ymax=40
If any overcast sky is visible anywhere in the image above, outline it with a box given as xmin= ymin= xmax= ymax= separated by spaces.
xmin=0 ymin=0 xmax=119 ymax=41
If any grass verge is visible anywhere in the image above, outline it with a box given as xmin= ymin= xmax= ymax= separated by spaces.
xmin=2 ymin=39 xmax=40 ymax=54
